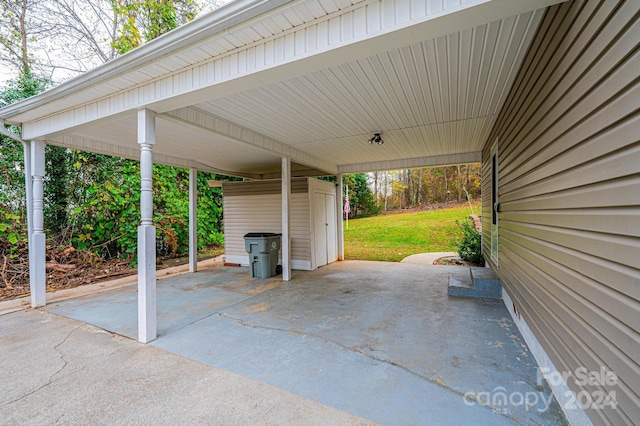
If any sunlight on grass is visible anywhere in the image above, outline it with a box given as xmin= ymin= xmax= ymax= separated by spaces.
xmin=344 ymin=203 xmax=481 ymax=262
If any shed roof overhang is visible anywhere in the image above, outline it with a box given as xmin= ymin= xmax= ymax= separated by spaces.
xmin=0 ymin=0 xmax=566 ymax=178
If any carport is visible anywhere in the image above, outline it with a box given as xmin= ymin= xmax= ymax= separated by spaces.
xmin=0 ymin=0 xmax=565 ymax=343
xmin=3 ymin=1 xmax=638 ymax=424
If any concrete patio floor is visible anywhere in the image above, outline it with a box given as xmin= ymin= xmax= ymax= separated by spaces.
xmin=40 ymin=261 xmax=566 ymax=425
xmin=1 ymin=309 xmax=374 ymax=425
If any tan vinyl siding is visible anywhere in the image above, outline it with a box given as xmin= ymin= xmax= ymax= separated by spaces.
xmin=290 ymin=193 xmax=311 ymax=262
xmin=223 ymin=178 xmax=308 ymax=196
xmin=481 ymin=1 xmax=640 ymax=425
xmin=224 ymin=194 xmax=281 ymax=257
xmin=223 ymin=193 xmax=311 ymax=265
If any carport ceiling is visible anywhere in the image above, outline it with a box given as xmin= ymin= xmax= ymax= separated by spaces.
xmin=195 ymin=16 xmax=540 ymax=170
xmin=1 ymin=0 xmax=564 ymax=178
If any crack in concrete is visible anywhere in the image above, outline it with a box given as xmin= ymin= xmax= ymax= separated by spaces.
xmin=3 ymin=322 xmax=129 ymax=409
xmin=2 ymin=326 xmax=78 ymax=406
xmin=48 ymin=327 xmax=78 ymax=381
xmin=217 ymin=311 xmax=525 ymax=425
xmin=217 ymin=311 xmax=447 ymax=384
xmin=160 ymin=282 xmax=289 ymax=338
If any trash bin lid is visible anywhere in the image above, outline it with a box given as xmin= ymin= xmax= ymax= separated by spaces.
xmin=243 ymin=232 xmax=282 ymax=238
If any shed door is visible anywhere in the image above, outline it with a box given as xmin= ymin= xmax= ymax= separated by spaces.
xmin=314 ymin=192 xmax=337 ymax=267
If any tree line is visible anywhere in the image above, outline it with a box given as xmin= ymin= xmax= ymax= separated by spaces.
xmin=334 ymin=165 xmax=481 ymax=219
xmin=372 ymin=165 xmax=481 ymax=212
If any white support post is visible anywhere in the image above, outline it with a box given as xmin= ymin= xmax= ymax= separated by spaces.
xmin=188 ymin=168 xmax=198 ymax=273
xmin=336 ymin=174 xmax=344 ymax=261
xmin=281 ymin=157 xmax=291 ymax=281
xmin=29 ymin=141 xmax=46 ymax=307
xmin=137 ymin=109 xmax=157 ymax=343
xmin=22 ymin=143 xmax=33 ymax=243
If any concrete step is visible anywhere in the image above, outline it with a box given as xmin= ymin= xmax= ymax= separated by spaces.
xmin=447 ymin=267 xmax=502 ymax=300
xmin=471 ymin=267 xmax=502 ymax=299
xmin=447 ymin=273 xmax=474 ymax=298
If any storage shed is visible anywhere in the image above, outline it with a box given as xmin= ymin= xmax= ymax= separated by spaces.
xmin=223 ymin=177 xmax=339 ymax=271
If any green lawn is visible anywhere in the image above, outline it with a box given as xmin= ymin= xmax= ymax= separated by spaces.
xmin=344 ymin=203 xmax=480 ymax=262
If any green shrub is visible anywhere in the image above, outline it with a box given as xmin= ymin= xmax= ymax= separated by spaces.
xmin=456 ymin=219 xmax=484 ymax=266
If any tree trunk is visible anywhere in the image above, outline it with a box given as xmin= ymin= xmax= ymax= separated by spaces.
xmin=406 ymin=169 xmax=412 ymax=207
xmin=19 ymin=0 xmax=29 ymax=72
xmin=401 ymin=170 xmax=405 ymax=208
xmin=373 ymin=171 xmax=379 ymax=206
xmin=465 ymin=165 xmax=470 ymax=187
xmin=444 ymin=168 xmax=449 ymax=203
xmin=384 ymin=172 xmax=388 ymax=211
xmin=457 ymin=165 xmax=463 ymax=202
xmin=417 ymin=168 xmax=423 ymax=205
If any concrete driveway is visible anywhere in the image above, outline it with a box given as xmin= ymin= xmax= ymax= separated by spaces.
xmin=0 ymin=309 xmax=372 ymax=425
xmin=2 ymin=261 xmax=568 ymax=425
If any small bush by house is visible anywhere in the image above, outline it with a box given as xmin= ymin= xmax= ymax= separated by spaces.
xmin=456 ymin=219 xmax=484 ymax=266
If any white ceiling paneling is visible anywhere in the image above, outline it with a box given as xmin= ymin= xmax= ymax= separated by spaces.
xmin=61 ymin=113 xmax=286 ymax=176
xmin=155 ymin=120 xmax=285 ymax=173
xmin=291 ymin=116 xmax=495 ymax=164
xmin=163 ymin=106 xmax=338 ymax=174
xmin=195 ymin=9 xmax=543 ymax=170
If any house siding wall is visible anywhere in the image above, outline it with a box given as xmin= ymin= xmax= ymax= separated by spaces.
xmin=481 ymin=1 xmax=639 ymax=425
xmin=223 ymin=178 xmax=312 ymax=269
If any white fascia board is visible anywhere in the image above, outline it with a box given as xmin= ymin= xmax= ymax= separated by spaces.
xmin=338 ymin=152 xmax=483 ymax=174
xmin=161 ymin=107 xmax=338 ymax=175
xmin=46 ymin=134 xmax=262 ymax=179
xmin=17 ymin=0 xmax=564 ymax=141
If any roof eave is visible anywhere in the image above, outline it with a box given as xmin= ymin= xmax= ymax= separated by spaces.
xmin=0 ymin=0 xmax=290 ymax=123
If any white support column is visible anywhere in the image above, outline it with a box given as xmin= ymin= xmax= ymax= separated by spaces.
xmin=23 ymin=142 xmax=33 ymax=264
xmin=281 ymin=157 xmax=291 ymax=281
xmin=137 ymin=109 xmax=157 ymax=343
xmin=336 ymin=174 xmax=344 ymax=261
xmin=29 ymin=141 xmax=46 ymax=307
xmin=22 ymin=143 xmax=33 ymax=242
xmin=188 ymin=168 xmax=198 ymax=273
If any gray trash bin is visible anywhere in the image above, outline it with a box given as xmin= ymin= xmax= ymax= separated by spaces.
xmin=243 ymin=232 xmax=282 ymax=278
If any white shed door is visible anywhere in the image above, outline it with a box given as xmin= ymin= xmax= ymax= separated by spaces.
xmin=314 ymin=192 xmax=337 ymax=267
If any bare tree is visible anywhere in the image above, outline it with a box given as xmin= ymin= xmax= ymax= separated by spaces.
xmin=457 ymin=165 xmax=463 ymax=201
xmin=383 ymin=171 xmax=388 ymax=212
xmin=1 ymin=0 xmax=231 ymax=83
xmin=444 ymin=167 xmax=449 ymax=202
xmin=41 ymin=0 xmax=119 ymax=73
xmin=417 ymin=167 xmax=423 ymax=205
xmin=0 ymin=0 xmax=54 ymax=74
xmin=0 ymin=0 xmax=116 ymax=80
xmin=373 ymin=171 xmax=379 ymax=205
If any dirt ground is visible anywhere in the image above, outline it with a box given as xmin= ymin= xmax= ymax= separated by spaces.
xmin=433 ymin=256 xmax=477 ymax=266
xmin=0 ymin=247 xmax=221 ymax=302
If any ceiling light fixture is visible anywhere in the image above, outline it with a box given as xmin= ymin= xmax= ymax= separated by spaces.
xmin=368 ymin=132 xmax=383 ymax=145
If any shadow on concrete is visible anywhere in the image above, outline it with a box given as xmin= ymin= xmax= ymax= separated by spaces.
xmin=45 ymin=260 xmax=567 ymax=425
